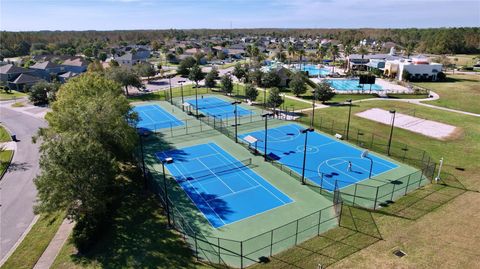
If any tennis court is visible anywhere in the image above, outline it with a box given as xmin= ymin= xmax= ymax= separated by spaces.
xmin=185 ymin=96 xmax=253 ymax=119
xmin=240 ymin=123 xmax=398 ymax=191
xmin=156 ymin=142 xmax=293 ymax=228
xmin=133 ymin=104 xmax=184 ymax=131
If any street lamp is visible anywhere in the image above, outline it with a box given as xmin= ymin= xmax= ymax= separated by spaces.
xmin=345 ymin=99 xmax=353 ymax=140
xmin=160 ymin=158 xmax=172 ymax=227
xmin=262 ymin=112 xmax=274 ymax=161
xmin=179 ymin=80 xmax=186 ymax=111
xmin=310 ymin=89 xmax=317 ymax=128
xmin=231 ymin=101 xmax=241 ymax=143
xmin=387 ymin=109 xmax=396 ymax=156
xmin=301 ymin=128 xmax=314 ymax=185
xmin=263 ymin=86 xmax=267 ymax=108
xmin=168 ymin=76 xmax=173 ymax=104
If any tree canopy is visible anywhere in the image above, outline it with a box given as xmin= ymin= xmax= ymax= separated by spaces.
xmin=220 ymin=74 xmax=233 ymax=95
xmin=34 ymin=73 xmax=138 ymax=252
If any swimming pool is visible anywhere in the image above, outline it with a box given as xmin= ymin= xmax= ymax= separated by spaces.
xmin=297 ymin=64 xmax=330 ymax=76
xmin=325 ymin=79 xmax=383 ymax=91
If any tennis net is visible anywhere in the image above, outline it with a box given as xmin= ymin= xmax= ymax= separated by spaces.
xmin=175 ymin=158 xmax=253 ymax=183
xmin=186 ymin=99 xmax=234 ymax=110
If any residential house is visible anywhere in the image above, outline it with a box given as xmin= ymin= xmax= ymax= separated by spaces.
xmin=58 ymin=71 xmax=80 ymax=83
xmin=10 ymin=73 xmax=44 ymax=91
xmin=0 ymin=64 xmax=34 ymax=83
xmin=62 ymin=57 xmax=88 ymax=73
xmin=114 ymin=52 xmax=148 ymax=67
xmin=29 ymin=61 xmax=65 ymax=81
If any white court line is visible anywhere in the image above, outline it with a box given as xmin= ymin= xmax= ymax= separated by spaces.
xmin=207 ymin=143 xmax=290 ymax=205
xmin=159 ymin=155 xmax=226 ymax=227
xmin=152 ymin=105 xmax=181 ymax=123
xmin=206 ymin=185 xmax=261 ymax=202
xmin=197 ymin=158 xmax=236 ymax=193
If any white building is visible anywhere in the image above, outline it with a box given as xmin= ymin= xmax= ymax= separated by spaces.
xmin=384 ymin=55 xmax=443 ymax=81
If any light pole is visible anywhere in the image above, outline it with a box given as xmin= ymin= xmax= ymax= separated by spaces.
xmin=232 ymin=101 xmax=241 ymax=143
xmin=161 ymin=159 xmax=171 ymax=227
xmin=195 ymin=86 xmax=199 ymax=118
xmin=345 ymin=99 xmax=353 ymax=140
xmin=262 ymin=112 xmax=274 ymax=161
xmin=168 ymin=76 xmax=173 ymax=104
xmin=310 ymin=89 xmax=317 ymax=128
xmin=179 ymin=80 xmax=186 ymax=111
xmin=301 ymin=128 xmax=314 ymax=185
xmin=263 ymin=86 xmax=267 ymax=108
xmin=387 ymin=109 xmax=396 ymax=156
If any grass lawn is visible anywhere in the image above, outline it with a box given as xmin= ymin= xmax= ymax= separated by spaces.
xmin=414 ymin=74 xmax=480 ymax=114
xmin=0 ymin=90 xmax=27 ymax=101
xmin=1 ymin=212 xmax=64 ymax=269
xmin=0 ymin=125 xmax=12 ymax=142
xmin=51 ymin=166 xmax=208 ymax=269
xmin=252 ymin=100 xmax=480 ymax=268
xmin=0 ymin=150 xmax=13 ymax=177
xmin=446 ymin=54 xmax=479 ymax=67
xmin=234 ymin=84 xmax=312 ymax=110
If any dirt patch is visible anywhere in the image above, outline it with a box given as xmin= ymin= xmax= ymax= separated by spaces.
xmin=356 ymin=108 xmax=459 ymax=140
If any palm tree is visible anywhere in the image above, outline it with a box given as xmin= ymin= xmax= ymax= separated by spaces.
xmin=328 ymin=45 xmax=340 ymax=73
xmin=358 ymin=45 xmax=369 ymax=60
xmin=298 ymin=49 xmax=306 ymax=70
xmin=287 ymin=44 xmax=295 ymax=65
xmin=343 ymin=45 xmax=354 ymax=71
xmin=316 ymin=45 xmax=327 ymax=67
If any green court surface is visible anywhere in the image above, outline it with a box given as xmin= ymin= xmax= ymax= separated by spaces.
xmin=136 ymin=98 xmax=427 ymax=267
xmin=139 ymin=101 xmax=338 ymax=267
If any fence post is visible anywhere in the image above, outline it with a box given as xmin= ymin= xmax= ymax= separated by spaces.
xmin=170 ymin=123 xmax=173 ymax=137
xmin=270 ymin=230 xmax=274 ymax=256
xmin=185 ymin=119 xmax=188 ymax=134
xmin=295 ymin=220 xmax=299 ymax=245
xmin=373 ymin=187 xmax=380 ymax=209
xmin=390 ymin=182 xmax=396 ymax=201
xmin=194 ymin=233 xmax=199 ymax=261
xmin=317 ymin=209 xmax=323 ymax=235
xmin=353 ymin=184 xmax=358 ymax=206
xmin=405 ymin=174 xmax=412 ymax=195
xmin=240 ymin=241 xmax=243 ymax=269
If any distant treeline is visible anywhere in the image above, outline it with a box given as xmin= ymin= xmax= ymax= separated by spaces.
xmin=1 ymin=28 xmax=479 ymax=59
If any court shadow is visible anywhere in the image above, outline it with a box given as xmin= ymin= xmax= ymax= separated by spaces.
xmin=376 ymin=173 xmax=468 ymax=221
xmin=262 ymin=205 xmax=382 ymax=268
xmin=68 ymin=175 xmax=200 ymax=269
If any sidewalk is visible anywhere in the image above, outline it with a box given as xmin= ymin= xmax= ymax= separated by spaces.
xmin=33 ymin=219 xmax=74 ymax=269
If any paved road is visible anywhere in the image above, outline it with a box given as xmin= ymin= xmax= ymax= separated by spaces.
xmin=0 ymin=105 xmax=46 ymax=260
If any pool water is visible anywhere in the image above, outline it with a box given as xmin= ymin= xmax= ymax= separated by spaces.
xmin=298 ymin=64 xmax=330 ymax=76
xmin=325 ymin=79 xmax=383 ymax=91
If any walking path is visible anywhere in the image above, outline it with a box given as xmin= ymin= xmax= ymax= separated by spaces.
xmin=32 ymin=219 xmax=74 ymax=269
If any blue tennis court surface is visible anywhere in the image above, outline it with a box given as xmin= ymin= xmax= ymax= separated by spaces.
xmin=186 ymin=96 xmax=253 ymax=119
xmin=240 ymin=124 xmax=398 ymax=191
xmin=133 ymin=104 xmax=184 ymax=131
xmin=156 ymin=143 xmax=293 ymax=228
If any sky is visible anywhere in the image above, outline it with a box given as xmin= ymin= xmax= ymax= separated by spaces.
xmin=0 ymin=0 xmax=479 ymax=31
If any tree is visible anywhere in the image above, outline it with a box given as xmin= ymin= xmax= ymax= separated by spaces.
xmin=166 ymin=53 xmax=176 ymax=63
xmin=188 ymin=64 xmax=205 ymax=87
xmin=328 ymin=45 xmax=340 ymax=73
xmin=177 ymin=56 xmax=196 ymax=76
xmin=220 ymin=74 xmax=233 ymax=95
xmin=276 ymin=51 xmax=287 ymax=63
xmin=357 ymin=45 xmax=369 ymax=59
xmin=134 ymin=63 xmax=156 ymax=81
xmin=151 ymin=40 xmax=161 ymax=51
xmin=98 ymin=52 xmax=108 ymax=62
xmin=87 ymin=60 xmax=104 ymax=73
xmin=109 ymin=60 xmax=119 ymax=68
xmin=267 ymin=87 xmax=283 ymax=115
xmin=33 ymin=73 xmax=137 ymax=253
xmin=28 ymin=81 xmax=60 ymax=105
xmin=261 ymin=70 xmax=281 ymax=88
xmin=106 ymin=67 xmax=142 ymax=96
xmin=289 ymin=73 xmax=307 ymax=96
xmin=402 ymin=70 xmax=411 ymax=81
xmin=287 ymin=45 xmax=295 ymax=64
xmin=175 ymin=47 xmax=184 ymax=55
xmin=216 ymin=50 xmax=226 ymax=60
xmin=315 ymin=81 xmax=335 ymax=103
xmin=247 ymin=69 xmax=263 ymax=86
xmin=343 ymin=45 xmax=354 ymax=71
xmin=232 ymin=63 xmax=246 ymax=82
xmin=204 ymin=68 xmax=219 ymax=88
xmin=244 ymin=83 xmax=259 ymax=102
